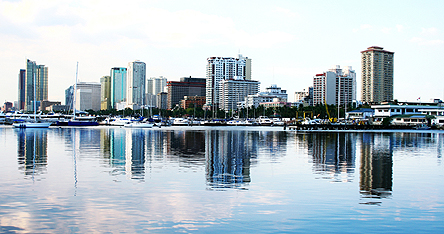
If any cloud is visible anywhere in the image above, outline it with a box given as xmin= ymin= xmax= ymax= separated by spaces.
xmin=352 ymin=24 xmax=373 ymax=33
xmin=272 ymin=6 xmax=299 ymax=18
xmin=421 ymin=27 xmax=439 ymax=35
xmin=410 ymin=37 xmax=444 ymax=46
xmin=396 ymin=25 xmax=404 ymax=32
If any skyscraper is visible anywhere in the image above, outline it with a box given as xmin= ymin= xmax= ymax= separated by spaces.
xmin=205 ymin=54 xmax=252 ymax=109
xmin=361 ymin=46 xmax=394 ymax=104
xmin=24 ymin=59 xmax=48 ymax=112
xmin=127 ymin=61 xmax=146 ymax=110
xmin=110 ymin=67 xmax=127 ymax=109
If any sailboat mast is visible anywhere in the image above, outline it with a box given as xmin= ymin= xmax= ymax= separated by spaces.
xmin=73 ymin=62 xmax=78 ymax=118
xmin=33 ymin=73 xmax=36 ymax=121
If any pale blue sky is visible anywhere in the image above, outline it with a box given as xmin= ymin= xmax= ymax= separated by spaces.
xmin=1 ymin=0 xmax=443 ymax=104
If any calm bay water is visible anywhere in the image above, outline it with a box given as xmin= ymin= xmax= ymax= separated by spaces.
xmin=0 ymin=126 xmax=443 ymax=233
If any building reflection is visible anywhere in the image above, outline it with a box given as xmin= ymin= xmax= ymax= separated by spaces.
xmin=302 ymin=133 xmax=356 ymax=182
xmin=359 ymin=133 xmax=393 ymax=202
xmin=167 ymin=130 xmax=206 ymax=165
xmin=16 ymin=129 xmax=48 ymax=178
xmin=205 ymin=130 xmax=259 ymax=190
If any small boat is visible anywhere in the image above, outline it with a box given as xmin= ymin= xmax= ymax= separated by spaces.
xmin=124 ymin=122 xmax=154 ymax=128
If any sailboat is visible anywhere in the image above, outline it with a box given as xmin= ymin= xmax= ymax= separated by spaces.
xmin=56 ymin=62 xmax=98 ymax=127
xmin=13 ymin=73 xmax=51 ymax=128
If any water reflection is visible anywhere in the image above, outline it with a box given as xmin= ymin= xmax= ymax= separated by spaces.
xmin=205 ymin=130 xmax=258 ymax=190
xmin=359 ymin=133 xmax=393 ymax=203
xmin=300 ymin=133 xmax=356 ymax=182
xmin=16 ymin=129 xmax=48 ymax=179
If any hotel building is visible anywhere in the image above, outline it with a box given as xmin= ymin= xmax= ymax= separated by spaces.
xmin=127 ymin=61 xmax=146 ymax=110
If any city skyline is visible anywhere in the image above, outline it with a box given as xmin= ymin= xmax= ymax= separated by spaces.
xmin=1 ymin=0 xmax=443 ymax=104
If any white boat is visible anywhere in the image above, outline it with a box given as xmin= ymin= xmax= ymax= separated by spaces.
xmin=124 ymin=122 xmax=154 ymax=128
xmin=13 ymin=121 xmax=52 ymax=128
xmin=258 ymin=116 xmax=273 ymax=126
xmin=172 ymin=118 xmax=189 ymax=126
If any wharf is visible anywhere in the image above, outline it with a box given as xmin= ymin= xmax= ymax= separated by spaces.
xmin=288 ymin=124 xmax=417 ymax=131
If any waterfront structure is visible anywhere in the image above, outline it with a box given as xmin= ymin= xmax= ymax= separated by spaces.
xmin=100 ymin=76 xmax=111 ymax=110
xmin=23 ymin=59 xmax=48 ymax=112
xmin=66 ymin=82 xmax=101 ymax=111
xmin=127 ymin=61 xmax=146 ymax=110
xmin=245 ymin=84 xmax=285 ymax=108
xmin=313 ymin=65 xmax=356 ymax=106
xmin=40 ymin=101 xmax=61 ymax=111
xmin=18 ymin=69 xmax=26 ymax=111
xmin=2 ymin=102 xmax=13 ymax=112
xmin=205 ymin=54 xmax=252 ymax=109
xmin=361 ymin=46 xmax=394 ymax=104
xmin=110 ymin=67 xmax=127 ymax=109
xmin=167 ymin=77 xmax=206 ymax=110
xmin=147 ymin=76 xmax=167 ymax=108
xmin=180 ymin=96 xmax=206 ymax=109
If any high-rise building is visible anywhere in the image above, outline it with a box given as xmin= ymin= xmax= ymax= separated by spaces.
xmin=18 ymin=69 xmax=26 ymax=111
xmin=110 ymin=67 xmax=127 ymax=109
xmin=24 ymin=59 xmax=48 ymax=112
xmin=361 ymin=46 xmax=394 ymax=104
xmin=167 ymin=77 xmax=206 ymax=110
xmin=147 ymin=76 xmax=167 ymax=107
xmin=313 ymin=65 xmax=356 ymax=106
xmin=100 ymin=76 xmax=111 ymax=110
xmin=65 ymin=86 xmax=74 ymax=109
xmin=205 ymin=54 xmax=252 ymax=109
xmin=127 ymin=61 xmax=146 ymax=110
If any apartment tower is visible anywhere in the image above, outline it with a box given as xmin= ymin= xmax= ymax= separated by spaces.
xmin=361 ymin=46 xmax=394 ymax=104
xmin=24 ymin=59 xmax=48 ymax=112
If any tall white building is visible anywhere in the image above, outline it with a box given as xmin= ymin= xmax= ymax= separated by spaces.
xmin=220 ymin=79 xmax=260 ymax=111
xmin=313 ymin=65 xmax=356 ymax=106
xmin=205 ymin=54 xmax=252 ymax=109
xmin=147 ymin=76 xmax=167 ymax=107
xmin=127 ymin=60 xmax=146 ymax=110
xmin=75 ymin=82 xmax=101 ymax=111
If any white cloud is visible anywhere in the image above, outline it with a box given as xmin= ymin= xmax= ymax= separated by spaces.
xmin=272 ymin=6 xmax=299 ymax=18
xmin=410 ymin=37 xmax=444 ymax=46
xmin=352 ymin=24 xmax=373 ymax=33
xmin=396 ymin=24 xmax=404 ymax=32
xmin=421 ymin=27 xmax=439 ymax=35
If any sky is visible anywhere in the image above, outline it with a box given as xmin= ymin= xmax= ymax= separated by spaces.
xmin=1 ymin=0 xmax=443 ymax=105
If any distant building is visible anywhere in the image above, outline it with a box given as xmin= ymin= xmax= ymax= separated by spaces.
xmin=65 ymin=86 xmax=74 ymax=109
xmin=294 ymin=87 xmax=313 ymax=107
xmin=220 ymin=79 xmax=260 ymax=111
xmin=156 ymin=92 xmax=168 ymax=110
xmin=167 ymin=77 xmax=206 ymax=110
xmin=205 ymin=54 xmax=251 ymax=109
xmin=361 ymin=46 xmax=394 ymax=104
xmin=24 ymin=59 xmax=48 ymax=112
xmin=72 ymin=82 xmax=101 ymax=111
xmin=100 ymin=76 xmax=111 ymax=110
xmin=180 ymin=96 xmax=206 ymax=109
xmin=313 ymin=65 xmax=356 ymax=106
xmin=110 ymin=67 xmax=127 ymax=109
xmin=127 ymin=61 xmax=146 ymax=110
xmin=18 ymin=69 xmax=26 ymax=111
xmin=245 ymin=84 xmax=285 ymax=108
xmin=147 ymin=76 xmax=167 ymax=107
xmin=2 ymin=102 xmax=13 ymax=112
xmin=41 ymin=101 xmax=61 ymax=111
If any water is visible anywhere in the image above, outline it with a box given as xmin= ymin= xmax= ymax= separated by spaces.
xmin=0 ymin=126 xmax=443 ymax=233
